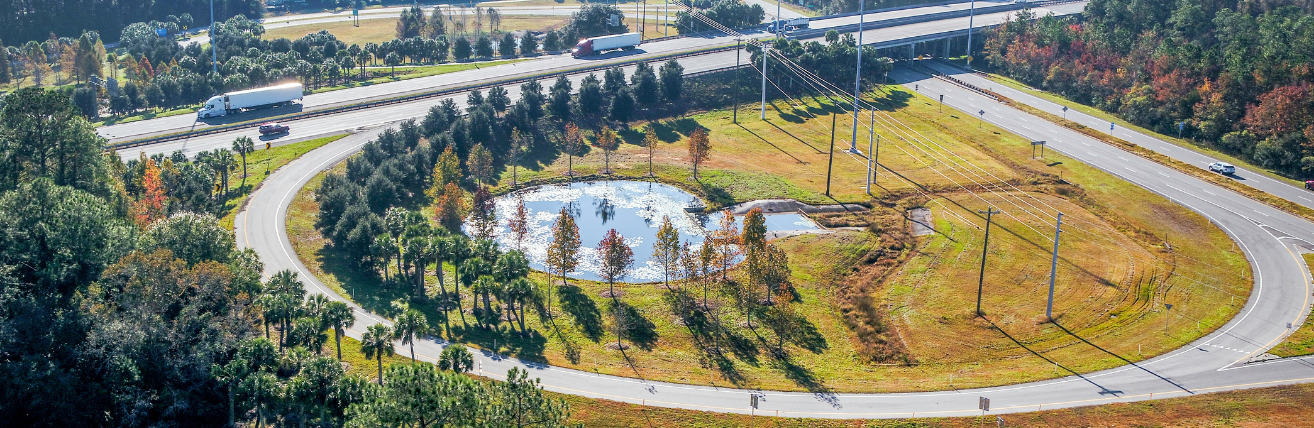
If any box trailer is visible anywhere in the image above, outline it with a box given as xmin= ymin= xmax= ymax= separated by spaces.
xmin=197 ymin=82 xmax=304 ymax=118
xmin=571 ymin=32 xmax=642 ymax=58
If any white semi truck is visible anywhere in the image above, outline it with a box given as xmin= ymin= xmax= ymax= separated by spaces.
xmin=571 ymin=32 xmax=642 ymax=58
xmin=197 ymin=82 xmax=304 ymax=118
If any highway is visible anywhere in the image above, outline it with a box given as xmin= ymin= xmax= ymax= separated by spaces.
xmin=111 ymin=0 xmax=1071 ymax=158
xmin=235 ymin=62 xmax=1314 ymax=417
xmin=922 ymin=60 xmax=1314 ymax=213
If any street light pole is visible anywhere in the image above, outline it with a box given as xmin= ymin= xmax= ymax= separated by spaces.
xmin=825 ymin=112 xmax=836 ymax=196
xmin=210 ymin=0 xmax=217 ymax=74
xmin=1046 ymin=212 xmax=1063 ymax=321
xmin=976 ymin=208 xmax=999 ymax=316
xmin=734 ymin=38 xmax=741 ymax=124
xmin=849 ymin=0 xmax=865 ymax=154
xmin=760 ymin=47 xmax=768 ymax=120
xmin=965 ymin=0 xmax=975 ymax=70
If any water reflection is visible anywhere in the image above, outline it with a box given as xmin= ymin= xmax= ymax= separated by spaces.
xmin=478 ymin=181 xmax=818 ymax=282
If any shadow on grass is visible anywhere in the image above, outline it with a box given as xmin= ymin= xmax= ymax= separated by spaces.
xmin=559 ymin=284 xmax=604 ymax=341
xmin=609 ymin=300 xmax=659 ymax=351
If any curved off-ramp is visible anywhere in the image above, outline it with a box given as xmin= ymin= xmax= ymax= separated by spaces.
xmin=236 ymin=103 xmax=1314 ymax=418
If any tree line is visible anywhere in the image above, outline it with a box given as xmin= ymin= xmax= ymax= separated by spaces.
xmin=0 ymin=0 xmax=259 ymax=47
xmin=0 ymin=83 xmax=569 ymax=426
xmin=983 ymin=1 xmax=1314 ymax=177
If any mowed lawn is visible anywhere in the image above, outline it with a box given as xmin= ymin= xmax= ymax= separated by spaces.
xmin=282 ymin=84 xmax=1250 ymax=393
xmin=262 ymin=15 xmax=572 ymax=48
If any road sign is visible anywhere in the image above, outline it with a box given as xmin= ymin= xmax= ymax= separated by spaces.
xmin=156 ymin=28 xmax=168 ymax=37
xmin=352 ymin=9 xmax=358 ymax=16
xmin=978 ymin=396 xmax=990 ymax=411
xmin=266 ymin=142 xmax=271 ymax=150
xmin=967 ymin=55 xmax=974 ymax=62
xmin=1031 ymin=140 xmax=1047 ymax=145
xmin=1110 ymin=122 xmax=1116 ymax=131
xmin=979 ymin=110 xmax=985 ymax=116
xmin=750 ymin=394 xmax=759 ymax=409
xmin=997 ymin=416 xmax=1005 ymax=427
xmin=1165 ymin=303 xmax=1173 ymax=311
xmin=939 ymin=94 xmax=944 ymax=102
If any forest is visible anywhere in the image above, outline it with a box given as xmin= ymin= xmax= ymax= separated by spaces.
xmin=983 ymin=0 xmax=1314 ymax=176
xmin=0 ymin=0 xmax=261 ymax=46
xmin=0 ymin=85 xmax=571 ymax=426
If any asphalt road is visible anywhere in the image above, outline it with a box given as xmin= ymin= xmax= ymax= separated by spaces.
xmin=236 ymin=65 xmax=1314 ymax=416
xmin=923 ymin=60 xmax=1314 ymax=213
xmin=99 ymin=0 xmax=1024 ymax=145
xmin=111 ymin=0 xmax=1069 ymax=158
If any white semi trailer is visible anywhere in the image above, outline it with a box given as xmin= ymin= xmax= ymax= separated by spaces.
xmin=571 ymin=32 xmax=642 ymax=58
xmin=197 ymin=82 xmax=304 ymax=118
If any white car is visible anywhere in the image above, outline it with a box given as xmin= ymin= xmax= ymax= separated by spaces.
xmin=1208 ymin=162 xmax=1235 ymax=175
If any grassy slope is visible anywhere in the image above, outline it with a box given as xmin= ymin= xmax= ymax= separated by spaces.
xmin=284 ymin=85 xmax=1248 ymax=393
xmin=262 ymin=15 xmax=571 ymax=47
xmin=1269 ymin=254 xmax=1314 ymax=358
xmin=982 ymin=72 xmax=1304 ymax=188
xmin=211 ymin=134 xmax=346 ymax=230
xmin=562 ymin=382 xmax=1314 ymax=427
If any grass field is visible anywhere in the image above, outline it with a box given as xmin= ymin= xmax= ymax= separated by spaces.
xmin=282 ymin=82 xmax=1249 ymax=393
xmin=205 ymin=134 xmax=347 ymax=230
xmin=979 ymin=70 xmax=1305 ymax=188
xmin=1269 ymin=253 xmax=1314 ymax=358
xmin=262 ymin=15 xmax=572 ymax=47
xmin=561 ymin=382 xmax=1314 ymax=427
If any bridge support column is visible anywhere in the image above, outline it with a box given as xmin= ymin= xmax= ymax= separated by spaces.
xmin=944 ymin=38 xmax=950 ymax=58
xmin=908 ymin=44 xmax=915 ymax=60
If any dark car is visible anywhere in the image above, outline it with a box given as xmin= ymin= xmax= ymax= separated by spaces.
xmin=259 ymin=122 xmax=289 ymax=135
xmin=1306 ymin=181 xmax=1314 ymax=191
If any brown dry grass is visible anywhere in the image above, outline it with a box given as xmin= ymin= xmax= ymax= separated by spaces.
xmin=282 ymin=85 xmax=1249 ymax=393
xmin=262 ymin=15 xmax=571 ymax=47
xmin=561 ymin=382 xmax=1314 ymax=427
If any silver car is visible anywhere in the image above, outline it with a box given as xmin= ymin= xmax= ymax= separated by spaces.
xmin=1208 ymin=162 xmax=1235 ymax=175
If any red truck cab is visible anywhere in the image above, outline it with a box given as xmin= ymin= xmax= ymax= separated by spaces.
xmin=571 ymin=39 xmax=594 ymax=58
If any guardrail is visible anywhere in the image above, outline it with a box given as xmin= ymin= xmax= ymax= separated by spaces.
xmin=111 ymin=1 xmax=1086 ymax=149
xmin=787 ymin=1 xmax=1029 ymax=41
xmin=906 ymin=60 xmax=1000 ymax=101
xmin=112 ymin=44 xmax=743 ymax=149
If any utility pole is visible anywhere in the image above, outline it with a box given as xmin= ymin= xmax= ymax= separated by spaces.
xmin=734 ymin=39 xmax=741 ymax=124
xmin=1046 ymin=212 xmax=1063 ymax=321
xmin=867 ymin=110 xmax=877 ymax=195
xmin=776 ymin=0 xmax=782 ymax=36
xmin=849 ymin=0 xmax=866 ymax=154
xmin=976 ymin=208 xmax=999 ymax=316
xmin=664 ymin=0 xmax=669 ymax=36
xmin=965 ymin=0 xmax=976 ymax=70
xmin=760 ymin=47 xmax=768 ymax=120
xmin=825 ymin=112 xmax=837 ymax=196
xmin=210 ymin=0 xmax=217 ymax=74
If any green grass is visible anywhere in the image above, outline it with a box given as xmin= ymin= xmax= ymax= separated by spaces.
xmin=317 ymin=58 xmax=532 ymax=94
xmin=216 ymin=134 xmax=347 ymax=230
xmin=562 ymin=382 xmax=1314 ymax=426
xmin=281 ymin=83 xmax=1249 ymax=393
xmin=982 ymin=72 xmax=1304 ymax=188
xmin=1269 ymin=254 xmax=1314 ymax=358
xmin=94 ymin=105 xmax=200 ymax=127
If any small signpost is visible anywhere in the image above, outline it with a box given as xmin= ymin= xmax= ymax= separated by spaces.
xmin=1061 ymin=105 xmax=1068 ymax=118
xmin=1164 ymin=303 xmax=1173 ymax=332
xmin=1031 ymin=140 xmax=1047 ymax=159
xmin=979 ymin=396 xmax=990 ymax=411
xmin=997 ymin=415 xmax=1005 ymax=427
xmin=353 ymin=9 xmax=359 ymax=27
xmin=978 ymin=109 xmax=985 ymax=128
xmin=939 ymin=94 xmax=944 ymax=112
xmin=1110 ymin=121 xmax=1116 ymax=132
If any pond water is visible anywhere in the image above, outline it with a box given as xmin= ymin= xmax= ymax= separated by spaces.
xmin=479 ymin=181 xmax=818 ymax=283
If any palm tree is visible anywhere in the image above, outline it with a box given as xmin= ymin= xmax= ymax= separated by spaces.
xmin=321 ymin=301 xmax=354 ymax=361
xmin=393 ymin=309 xmax=429 ymax=362
xmin=360 ymin=324 xmax=394 ymax=385
xmin=430 ymin=234 xmax=453 ymax=338
xmin=232 ymin=136 xmax=255 ymax=188
xmin=213 ymin=148 xmax=237 ymax=195
xmin=240 ymin=371 xmax=279 ymax=428
xmin=209 ymin=357 xmax=248 ymax=428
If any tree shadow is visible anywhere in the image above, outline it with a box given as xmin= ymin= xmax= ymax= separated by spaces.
xmin=610 ymin=300 xmax=659 ymax=351
xmin=558 ymin=284 xmax=604 ymax=341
